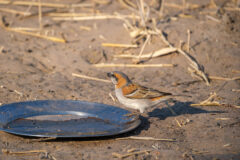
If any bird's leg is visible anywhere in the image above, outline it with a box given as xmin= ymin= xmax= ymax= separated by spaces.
xmin=165 ymin=101 xmax=177 ymax=116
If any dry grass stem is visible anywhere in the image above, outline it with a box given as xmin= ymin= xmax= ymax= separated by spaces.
xmin=109 ymin=92 xmax=117 ymax=102
xmin=157 ymin=29 xmax=210 ymax=85
xmin=29 ymin=137 xmax=57 ymax=142
xmin=0 ymin=8 xmax=31 ymax=15
xmin=115 ymin=47 xmax=177 ymax=59
xmin=232 ymin=89 xmax=240 ymax=92
xmin=175 ymin=118 xmax=182 ymax=127
xmin=79 ymin=25 xmax=92 ymax=31
xmin=48 ymin=13 xmax=91 ymax=17
xmin=102 ymin=43 xmax=138 ymax=48
xmin=178 ymin=13 xmax=193 ymax=18
xmin=232 ymin=70 xmax=240 ymax=73
xmin=6 ymin=28 xmax=65 ymax=43
xmin=185 ymin=52 xmax=210 ymax=85
xmin=165 ymin=2 xmax=201 ymax=10
xmin=224 ymin=7 xmax=240 ymax=11
xmin=0 ymin=19 xmax=66 ymax=43
xmin=215 ymin=118 xmax=231 ymax=120
xmin=137 ymin=0 xmax=149 ymax=27
xmin=209 ymin=76 xmax=240 ymax=81
xmin=164 ymin=3 xmax=183 ymax=9
xmin=191 ymin=92 xmax=240 ymax=109
xmin=8 ymin=27 xmax=40 ymax=31
xmin=112 ymin=150 xmax=151 ymax=159
xmin=127 ymin=148 xmax=138 ymax=153
xmin=158 ymin=0 xmax=165 ymax=17
xmin=223 ymin=144 xmax=231 ymax=147
xmin=2 ymin=149 xmax=57 ymax=160
xmin=187 ymin=67 xmax=209 ymax=85
xmin=137 ymin=34 xmax=150 ymax=60
xmin=93 ymin=63 xmax=175 ymax=68
xmin=0 ymin=0 xmax=93 ymax=8
xmin=191 ymin=92 xmax=220 ymax=106
xmin=2 ymin=149 xmax=47 ymax=155
xmin=116 ymin=136 xmax=176 ymax=142
xmin=38 ymin=0 xmax=42 ymax=29
xmin=21 ymin=8 xmax=57 ymax=19
xmin=93 ymin=0 xmax=112 ymax=5
xmin=206 ymin=15 xmax=220 ymax=23
xmin=72 ymin=73 xmax=111 ymax=83
xmin=0 ymin=46 xmax=4 ymax=53
xmin=129 ymin=28 xmax=159 ymax=38
xmin=14 ymin=90 xmax=23 ymax=96
xmin=52 ymin=14 xmax=140 ymax=21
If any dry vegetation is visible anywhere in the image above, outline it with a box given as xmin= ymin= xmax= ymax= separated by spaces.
xmin=0 ymin=0 xmax=240 ymax=159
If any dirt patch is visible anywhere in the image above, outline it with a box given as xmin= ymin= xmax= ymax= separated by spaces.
xmin=0 ymin=0 xmax=240 ymax=160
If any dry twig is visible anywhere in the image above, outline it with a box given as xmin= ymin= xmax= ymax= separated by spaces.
xmin=116 ymin=136 xmax=176 ymax=142
xmin=209 ymin=76 xmax=240 ymax=81
xmin=0 ymin=0 xmax=93 ymax=8
xmin=0 ymin=17 xmax=65 ymax=43
xmin=175 ymin=118 xmax=182 ymax=127
xmin=156 ymin=29 xmax=210 ymax=85
xmin=0 ymin=8 xmax=31 ymax=15
xmin=127 ymin=148 xmax=138 ymax=153
xmin=137 ymin=34 xmax=150 ymax=61
xmin=2 ymin=149 xmax=57 ymax=160
xmin=6 ymin=27 xmax=40 ymax=31
xmin=38 ymin=0 xmax=42 ymax=29
xmin=72 ymin=73 xmax=111 ymax=83
xmin=232 ymin=89 xmax=240 ymax=92
xmin=114 ymin=47 xmax=177 ymax=59
xmin=215 ymin=118 xmax=230 ymax=120
xmin=52 ymin=14 xmax=140 ymax=21
xmin=206 ymin=15 xmax=220 ymax=23
xmin=109 ymin=92 xmax=117 ymax=102
xmin=93 ymin=63 xmax=175 ymax=68
xmin=191 ymin=92 xmax=240 ymax=109
xmin=2 ymin=149 xmax=47 ymax=155
xmin=191 ymin=92 xmax=220 ymax=106
xmin=102 ymin=43 xmax=138 ymax=48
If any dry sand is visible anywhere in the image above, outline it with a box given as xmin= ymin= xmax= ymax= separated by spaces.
xmin=0 ymin=0 xmax=239 ymax=159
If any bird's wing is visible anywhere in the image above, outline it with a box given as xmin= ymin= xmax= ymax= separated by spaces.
xmin=122 ymin=84 xmax=172 ymax=99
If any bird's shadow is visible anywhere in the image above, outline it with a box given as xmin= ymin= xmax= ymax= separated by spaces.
xmin=149 ymin=101 xmax=224 ymax=120
xmin=133 ymin=101 xmax=225 ymax=133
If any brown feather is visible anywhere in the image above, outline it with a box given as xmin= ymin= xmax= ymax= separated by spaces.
xmin=114 ymin=73 xmax=128 ymax=88
xmin=124 ymin=84 xmax=172 ymax=99
xmin=122 ymin=84 xmax=138 ymax=95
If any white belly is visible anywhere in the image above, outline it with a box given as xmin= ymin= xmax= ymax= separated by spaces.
xmin=115 ymin=89 xmax=151 ymax=113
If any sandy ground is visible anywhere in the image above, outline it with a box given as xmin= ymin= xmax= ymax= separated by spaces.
xmin=0 ymin=0 xmax=240 ymax=159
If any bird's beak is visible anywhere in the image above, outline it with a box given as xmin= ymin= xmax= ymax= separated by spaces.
xmin=107 ymin=72 xmax=113 ymax=78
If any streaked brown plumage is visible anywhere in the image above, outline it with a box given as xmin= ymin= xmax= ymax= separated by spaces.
xmin=107 ymin=71 xmax=173 ymax=113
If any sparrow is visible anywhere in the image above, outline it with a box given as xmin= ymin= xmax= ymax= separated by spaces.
xmin=107 ymin=71 xmax=174 ymax=113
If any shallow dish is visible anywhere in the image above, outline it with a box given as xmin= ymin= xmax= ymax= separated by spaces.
xmin=0 ymin=100 xmax=140 ymax=138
